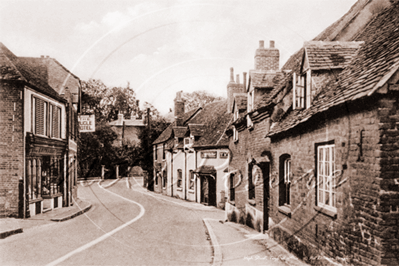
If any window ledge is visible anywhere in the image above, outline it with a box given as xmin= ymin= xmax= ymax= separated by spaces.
xmin=188 ymin=190 xmax=194 ymax=194
xmin=248 ymin=199 xmax=256 ymax=206
xmin=278 ymin=205 xmax=292 ymax=218
xmin=162 ymin=187 xmax=166 ymax=190
xmin=314 ymin=205 xmax=337 ymax=219
xmin=177 ymin=188 xmax=183 ymax=191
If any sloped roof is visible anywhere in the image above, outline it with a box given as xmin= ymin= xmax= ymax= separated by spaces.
xmin=153 ymin=107 xmax=200 ymax=144
xmin=250 ymin=70 xmax=284 ymax=88
xmin=190 ymin=100 xmax=232 ymax=147
xmin=233 ymin=93 xmax=247 ymax=112
xmin=173 ymin=126 xmax=187 ymax=138
xmin=188 ymin=124 xmax=205 ymax=136
xmin=268 ymin=4 xmax=399 ymax=137
xmin=304 ymin=41 xmax=363 ymax=70
xmin=0 ymin=43 xmax=64 ymax=101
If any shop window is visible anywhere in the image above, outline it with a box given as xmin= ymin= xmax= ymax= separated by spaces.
xmin=279 ymin=154 xmax=291 ymax=206
xmin=189 ymin=170 xmax=194 ymax=190
xmin=41 ymin=156 xmax=63 ymax=197
xmin=316 ymin=142 xmax=336 ymax=211
xmin=177 ymin=169 xmax=182 ymax=188
xmin=27 ymin=159 xmax=41 ymax=200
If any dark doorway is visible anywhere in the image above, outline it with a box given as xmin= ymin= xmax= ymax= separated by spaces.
xmin=200 ymin=174 xmax=216 ymax=206
xmin=259 ymin=162 xmax=270 ymax=232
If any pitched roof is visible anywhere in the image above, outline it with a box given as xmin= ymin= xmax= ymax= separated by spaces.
xmin=152 ymin=107 xmax=200 ymax=144
xmin=153 ymin=100 xmax=232 ymax=147
xmin=173 ymin=126 xmax=187 ymax=138
xmin=190 ymin=100 xmax=232 ymax=147
xmin=303 ymin=41 xmax=363 ymax=71
xmin=0 ymin=43 xmax=65 ymax=101
xmin=268 ymin=4 xmax=399 ymax=137
xmin=233 ymin=93 xmax=247 ymax=112
xmin=188 ymin=124 xmax=205 ymax=136
xmin=249 ymin=70 xmax=284 ymax=88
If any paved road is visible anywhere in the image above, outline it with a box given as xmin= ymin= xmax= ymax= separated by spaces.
xmin=0 ymin=178 xmax=224 ymax=265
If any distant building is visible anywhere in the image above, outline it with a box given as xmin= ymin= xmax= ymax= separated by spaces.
xmin=108 ymin=112 xmax=146 ymax=147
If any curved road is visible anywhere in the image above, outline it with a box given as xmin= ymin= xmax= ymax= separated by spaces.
xmin=0 ymin=178 xmax=224 ymax=265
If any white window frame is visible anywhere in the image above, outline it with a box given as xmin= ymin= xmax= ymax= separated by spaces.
xmin=317 ymin=144 xmax=336 ymax=211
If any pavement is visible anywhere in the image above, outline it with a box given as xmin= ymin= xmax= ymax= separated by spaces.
xmin=0 ymin=197 xmax=91 ymax=239
xmin=204 ymin=219 xmax=309 ymax=266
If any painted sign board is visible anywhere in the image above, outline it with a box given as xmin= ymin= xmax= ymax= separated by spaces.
xmin=78 ymin=115 xmax=95 ymax=132
xmin=201 ymin=151 xmax=217 ymax=159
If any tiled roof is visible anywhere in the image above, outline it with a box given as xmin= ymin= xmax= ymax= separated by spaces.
xmin=153 ymin=107 xmax=200 ymax=144
xmin=268 ymin=4 xmax=399 ymax=137
xmin=188 ymin=124 xmax=205 ymax=136
xmin=250 ymin=70 xmax=284 ymax=88
xmin=0 ymin=43 xmax=64 ymax=101
xmin=304 ymin=41 xmax=363 ymax=70
xmin=233 ymin=93 xmax=247 ymax=112
xmin=190 ymin=100 xmax=232 ymax=147
xmin=173 ymin=126 xmax=187 ymax=138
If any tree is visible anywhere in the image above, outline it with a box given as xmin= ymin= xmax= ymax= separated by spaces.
xmin=182 ymin=90 xmax=225 ymax=111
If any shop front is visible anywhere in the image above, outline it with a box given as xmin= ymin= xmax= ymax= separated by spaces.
xmin=25 ymin=133 xmax=67 ymax=217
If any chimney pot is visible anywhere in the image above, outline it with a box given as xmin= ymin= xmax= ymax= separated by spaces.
xmin=236 ymin=74 xmax=240 ymax=84
xmin=270 ymin=40 xmax=275 ymax=48
xmin=230 ymin=67 xmax=234 ymax=82
xmin=41 ymin=55 xmax=45 ymax=58
xmin=259 ymin=40 xmax=264 ymax=48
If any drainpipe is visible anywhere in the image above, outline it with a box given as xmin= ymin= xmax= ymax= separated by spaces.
xmin=65 ymin=103 xmax=69 ymax=207
xmin=171 ymin=151 xmax=173 ymax=197
xmin=184 ymin=152 xmax=187 ymax=200
xmin=22 ymin=88 xmax=26 ymax=218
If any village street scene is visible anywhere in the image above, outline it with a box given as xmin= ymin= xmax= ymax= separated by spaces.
xmin=0 ymin=0 xmax=398 ymax=265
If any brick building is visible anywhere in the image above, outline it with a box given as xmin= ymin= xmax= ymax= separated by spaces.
xmin=109 ymin=112 xmax=146 ymax=147
xmin=0 ymin=43 xmax=80 ymax=218
xmin=225 ymin=0 xmax=398 ymax=265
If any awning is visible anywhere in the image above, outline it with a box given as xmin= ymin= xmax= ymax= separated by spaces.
xmin=193 ymin=165 xmax=216 ymax=174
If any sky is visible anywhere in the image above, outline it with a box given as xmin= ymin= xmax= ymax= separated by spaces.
xmin=0 ymin=0 xmax=357 ymax=114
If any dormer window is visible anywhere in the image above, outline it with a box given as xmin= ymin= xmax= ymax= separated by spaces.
xmin=184 ymin=137 xmax=194 ymax=152
xmin=293 ymin=71 xmax=312 ymax=110
xmin=234 ymin=109 xmax=239 ymax=121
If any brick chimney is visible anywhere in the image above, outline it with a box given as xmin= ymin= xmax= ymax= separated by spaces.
xmin=227 ymin=67 xmax=245 ymax=113
xmin=174 ymin=91 xmax=185 ymax=126
xmin=255 ymin=40 xmax=279 ymax=71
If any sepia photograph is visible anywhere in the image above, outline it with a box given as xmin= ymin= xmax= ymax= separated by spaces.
xmin=0 ymin=0 xmax=398 ymax=265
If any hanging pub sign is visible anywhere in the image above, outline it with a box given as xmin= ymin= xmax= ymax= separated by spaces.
xmin=78 ymin=115 xmax=95 ymax=132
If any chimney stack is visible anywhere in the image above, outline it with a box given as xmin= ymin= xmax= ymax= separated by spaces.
xmin=174 ymin=91 xmax=185 ymax=126
xmin=230 ymin=67 xmax=235 ymax=83
xmin=236 ymin=74 xmax=240 ymax=84
xmin=254 ymin=40 xmax=279 ymax=71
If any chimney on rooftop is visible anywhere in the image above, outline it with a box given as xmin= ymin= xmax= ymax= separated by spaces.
xmin=226 ymin=67 xmax=245 ymax=113
xmin=255 ymin=40 xmax=279 ymax=71
xmin=174 ymin=91 xmax=185 ymax=126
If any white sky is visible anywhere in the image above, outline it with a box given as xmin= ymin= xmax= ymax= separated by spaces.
xmin=0 ymin=0 xmax=357 ymax=114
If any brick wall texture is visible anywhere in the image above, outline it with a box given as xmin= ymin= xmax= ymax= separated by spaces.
xmin=0 ymin=82 xmax=24 ymax=217
xmin=268 ymin=93 xmax=399 ymax=265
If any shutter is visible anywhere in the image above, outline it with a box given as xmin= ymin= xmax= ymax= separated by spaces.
xmin=35 ymin=98 xmax=44 ymax=135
